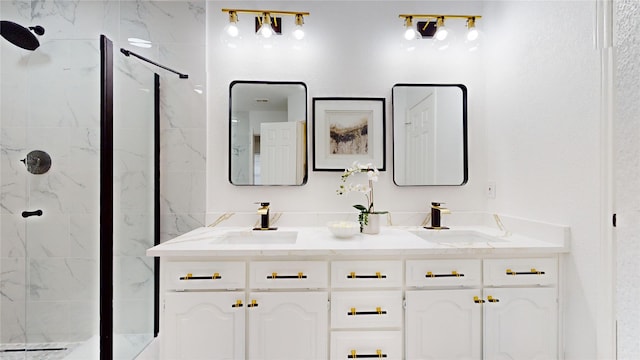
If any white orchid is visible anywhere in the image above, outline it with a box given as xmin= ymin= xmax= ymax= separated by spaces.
xmin=336 ymin=161 xmax=383 ymax=226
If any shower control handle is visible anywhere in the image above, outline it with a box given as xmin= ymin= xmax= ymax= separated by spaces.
xmin=22 ymin=209 xmax=43 ymax=218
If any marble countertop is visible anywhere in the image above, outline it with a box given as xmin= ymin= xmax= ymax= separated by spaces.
xmin=146 ymin=223 xmax=570 ymax=258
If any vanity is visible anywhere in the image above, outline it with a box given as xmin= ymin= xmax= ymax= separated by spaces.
xmin=147 ymin=214 xmax=569 ymax=360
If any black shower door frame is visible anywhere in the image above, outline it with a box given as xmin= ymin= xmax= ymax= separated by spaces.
xmin=100 ymin=34 xmax=160 ymax=360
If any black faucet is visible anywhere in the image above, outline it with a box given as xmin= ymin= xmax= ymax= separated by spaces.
xmin=254 ymin=202 xmax=276 ymax=230
xmin=425 ymin=202 xmax=450 ymax=229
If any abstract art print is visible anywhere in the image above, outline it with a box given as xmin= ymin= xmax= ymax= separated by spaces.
xmin=313 ymin=97 xmax=385 ymax=171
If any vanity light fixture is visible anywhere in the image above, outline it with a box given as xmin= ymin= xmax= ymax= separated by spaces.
xmin=221 ymin=8 xmax=309 ymax=44
xmin=398 ymin=14 xmax=482 ymax=49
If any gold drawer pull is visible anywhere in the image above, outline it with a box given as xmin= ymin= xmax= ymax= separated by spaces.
xmin=426 ymin=270 xmax=465 ymax=278
xmin=487 ymin=295 xmax=500 ymax=303
xmin=180 ymin=272 xmax=222 ymax=280
xmin=506 ymin=268 xmax=546 ymax=276
xmin=348 ymin=307 xmax=387 ymax=316
xmin=473 ymin=296 xmax=485 ymax=304
xmin=347 ymin=271 xmax=387 ymax=279
xmin=231 ymin=299 xmax=243 ymax=308
xmin=267 ymin=272 xmax=308 ymax=279
xmin=247 ymin=299 xmax=259 ymax=308
xmin=348 ymin=349 xmax=387 ymax=358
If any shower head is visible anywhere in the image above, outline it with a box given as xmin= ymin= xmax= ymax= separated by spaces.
xmin=120 ymin=48 xmax=131 ymax=57
xmin=0 ymin=20 xmax=45 ymax=51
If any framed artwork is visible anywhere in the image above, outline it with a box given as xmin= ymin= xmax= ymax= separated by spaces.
xmin=312 ymin=97 xmax=386 ymax=171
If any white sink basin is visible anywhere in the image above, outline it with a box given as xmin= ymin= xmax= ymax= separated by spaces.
xmin=214 ymin=230 xmax=298 ymax=244
xmin=410 ymin=229 xmax=507 ymax=244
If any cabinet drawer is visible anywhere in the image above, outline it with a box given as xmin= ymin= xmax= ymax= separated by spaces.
xmin=330 ymin=331 xmax=402 ymax=360
xmin=406 ymin=259 xmax=481 ymax=288
xmin=331 ymin=291 xmax=403 ymax=329
xmin=250 ymin=261 xmax=328 ymax=289
xmin=484 ymin=258 xmax=558 ymax=286
xmin=165 ymin=261 xmax=245 ymax=290
xmin=331 ymin=260 xmax=402 ymax=288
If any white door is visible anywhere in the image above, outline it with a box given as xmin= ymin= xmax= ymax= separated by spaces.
xmin=247 ymin=291 xmax=328 ymax=360
xmin=260 ymin=122 xmax=301 ymax=185
xmin=405 ymin=289 xmax=482 ymax=360
xmin=163 ymin=291 xmax=245 ymax=360
xmin=405 ymin=91 xmax=436 ymax=184
xmin=483 ymin=287 xmax=558 ymax=359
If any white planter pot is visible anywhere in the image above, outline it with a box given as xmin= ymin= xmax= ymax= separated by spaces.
xmin=361 ymin=213 xmax=382 ymax=234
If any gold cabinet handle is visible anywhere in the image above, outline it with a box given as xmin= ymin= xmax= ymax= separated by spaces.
xmin=180 ymin=272 xmax=222 ymax=280
xmin=506 ymin=268 xmax=546 ymax=276
xmin=348 ymin=349 xmax=387 ymax=358
xmin=347 ymin=307 xmax=387 ymax=316
xmin=487 ymin=295 xmax=500 ymax=303
xmin=347 ymin=271 xmax=387 ymax=279
xmin=267 ymin=272 xmax=308 ymax=279
xmin=231 ymin=299 xmax=243 ymax=308
xmin=426 ymin=270 xmax=465 ymax=278
xmin=247 ymin=299 xmax=259 ymax=308
xmin=473 ymin=296 xmax=485 ymax=304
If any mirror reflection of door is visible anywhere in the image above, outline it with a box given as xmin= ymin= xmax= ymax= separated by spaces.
xmin=406 ymin=90 xmax=436 ymax=184
xmin=261 ymin=122 xmax=306 ymax=185
xmin=392 ymin=84 xmax=468 ymax=186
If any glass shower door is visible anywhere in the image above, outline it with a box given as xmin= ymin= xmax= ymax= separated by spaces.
xmin=1 ymin=30 xmax=102 ymax=359
xmin=112 ymin=42 xmax=157 ymax=359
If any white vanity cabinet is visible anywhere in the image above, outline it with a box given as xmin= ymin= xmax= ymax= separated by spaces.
xmin=247 ymin=261 xmax=329 ymax=360
xmin=160 ymin=260 xmax=328 ymax=360
xmin=151 ymin=224 xmax=567 ymax=360
xmin=405 ymin=259 xmax=483 ymax=359
xmin=163 ymin=291 xmax=246 ymax=359
xmin=482 ymin=258 xmax=559 ymax=359
xmin=404 ymin=257 xmax=559 ymax=360
xmin=162 ymin=261 xmax=246 ymax=360
xmin=330 ymin=261 xmax=404 ymax=360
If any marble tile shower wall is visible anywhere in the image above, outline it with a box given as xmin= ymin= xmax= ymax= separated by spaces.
xmin=0 ymin=0 xmax=206 ymax=344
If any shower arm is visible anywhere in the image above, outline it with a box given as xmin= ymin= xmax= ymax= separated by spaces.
xmin=120 ymin=48 xmax=188 ymax=79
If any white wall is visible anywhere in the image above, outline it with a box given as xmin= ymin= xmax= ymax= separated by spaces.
xmin=207 ymin=1 xmax=608 ymax=359
xmin=614 ymin=0 xmax=640 ymax=358
xmin=207 ymin=1 xmax=487 ymax=215
xmin=483 ymin=1 xmax=602 ymax=359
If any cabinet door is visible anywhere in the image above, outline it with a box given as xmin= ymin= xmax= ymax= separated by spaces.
xmin=247 ymin=291 xmax=328 ymax=360
xmin=405 ymin=289 xmax=482 ymax=360
xmin=163 ymin=291 xmax=245 ymax=360
xmin=483 ymin=287 xmax=558 ymax=359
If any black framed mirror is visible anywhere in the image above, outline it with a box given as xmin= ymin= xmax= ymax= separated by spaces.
xmin=229 ymin=81 xmax=308 ymax=185
xmin=392 ymin=84 xmax=468 ymax=186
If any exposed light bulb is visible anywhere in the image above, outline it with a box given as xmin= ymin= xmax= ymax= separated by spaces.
xmin=221 ymin=11 xmax=241 ymax=48
xmin=434 ymin=17 xmax=449 ymax=41
xmin=435 ymin=27 xmax=448 ymax=41
xmin=224 ymin=23 xmax=239 ymax=38
xmin=404 ymin=27 xmax=417 ymax=41
xmin=466 ymin=28 xmax=479 ymax=41
xmin=293 ymin=25 xmax=305 ymax=40
xmin=466 ymin=17 xmax=478 ymax=41
xmin=292 ymin=14 xmax=305 ymax=40
xmin=258 ymin=14 xmax=274 ymax=38
xmin=402 ymin=17 xmax=419 ymax=41
xmin=465 ymin=17 xmax=482 ymax=51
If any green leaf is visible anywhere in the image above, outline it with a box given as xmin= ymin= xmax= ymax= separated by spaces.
xmin=353 ymin=204 xmax=367 ymax=212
